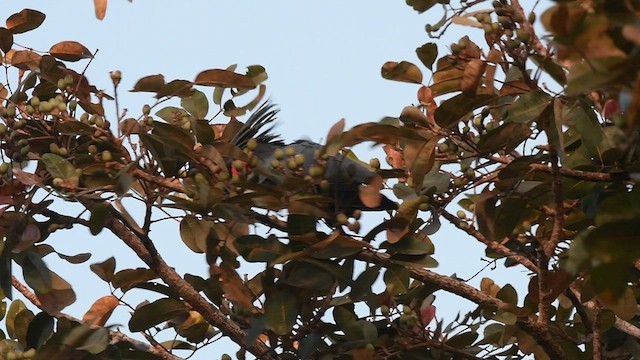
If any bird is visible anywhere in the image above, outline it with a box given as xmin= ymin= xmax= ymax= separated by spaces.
xmin=228 ymin=101 xmax=397 ymax=218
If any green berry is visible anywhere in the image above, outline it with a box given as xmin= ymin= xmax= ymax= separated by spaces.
xmin=88 ymin=145 xmax=98 ymax=154
xmin=30 ymin=96 xmax=40 ymax=107
xmin=57 ymin=78 xmax=67 ymax=90
xmin=233 ymin=160 xmax=245 ymax=171
xmin=64 ymin=74 xmax=74 ymax=85
xmin=457 ymin=210 xmax=466 ymax=219
xmin=285 ymin=146 xmax=295 ymax=157
xmin=0 ymin=124 xmax=6 ymax=135
xmin=287 ymin=159 xmax=298 ymax=170
xmin=271 ymin=159 xmax=280 ymax=168
xmin=274 ymin=148 xmax=284 ymax=160
xmin=0 ymin=162 xmax=9 ymax=174
xmin=336 ymin=213 xmax=348 ymax=225
xmin=294 ymin=153 xmax=305 ymax=166
xmin=142 ymin=104 xmax=151 ymax=115
xmin=369 ymin=158 xmax=380 ymax=169
xmin=516 ymin=29 xmax=531 ymax=43
xmin=69 ymin=99 xmax=77 ymax=111
xmin=247 ymin=138 xmax=258 ymax=150
xmin=101 ymin=150 xmax=112 ymax=162
xmin=52 ymin=178 xmax=64 ymax=187
xmin=49 ymin=143 xmax=60 ymax=154
xmin=437 ymin=143 xmax=449 ymax=152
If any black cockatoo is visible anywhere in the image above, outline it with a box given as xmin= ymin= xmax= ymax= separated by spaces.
xmin=230 ymin=102 xmax=397 ymax=217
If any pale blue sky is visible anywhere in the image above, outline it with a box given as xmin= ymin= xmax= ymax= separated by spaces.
xmin=3 ymin=1 xmax=546 ymax=358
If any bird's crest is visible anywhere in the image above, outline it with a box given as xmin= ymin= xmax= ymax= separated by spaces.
xmin=232 ymin=101 xmax=284 ymax=148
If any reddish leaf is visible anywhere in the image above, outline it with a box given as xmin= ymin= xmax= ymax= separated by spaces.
xmin=194 ymin=69 xmax=256 ymax=89
xmin=35 ymin=270 xmax=76 ymax=314
xmin=6 ymin=49 xmax=41 ymax=70
xmin=6 ymin=9 xmax=45 ymax=34
xmin=130 ymin=74 xmax=166 ymax=93
xmin=359 ymin=174 xmax=384 ymax=208
xmin=83 ymin=295 xmax=119 ymax=326
xmin=94 ymin=0 xmax=108 ymax=20
xmin=461 ymin=59 xmax=486 ymax=94
xmin=49 ymin=41 xmax=93 ymax=62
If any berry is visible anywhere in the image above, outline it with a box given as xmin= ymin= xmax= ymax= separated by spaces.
xmin=336 ymin=213 xmax=348 ymax=225
xmin=0 ymin=162 xmax=9 ymax=174
xmin=369 ymin=158 xmax=380 ymax=169
xmin=101 ymin=150 xmax=112 ymax=162
xmin=274 ymin=148 xmax=284 ymax=160
xmin=457 ymin=210 xmax=466 ymax=219
xmin=142 ymin=104 xmax=151 ymax=115
xmin=247 ymin=138 xmax=258 ymax=150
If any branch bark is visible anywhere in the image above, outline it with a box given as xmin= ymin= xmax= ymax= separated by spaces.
xmin=80 ymin=199 xmax=276 ymax=360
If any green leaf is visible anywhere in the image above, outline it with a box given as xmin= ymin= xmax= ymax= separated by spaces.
xmin=416 ymin=43 xmax=438 ymax=70
xmin=405 ymin=0 xmax=437 ymax=13
xmin=21 ymin=251 xmax=52 ymax=293
xmin=26 ymin=312 xmax=54 ymax=349
xmin=435 ymin=93 xmax=496 ymax=128
xmin=598 ymin=286 xmax=637 ymax=321
xmin=446 ymin=331 xmax=478 ymax=348
xmin=381 ymin=61 xmax=423 ymax=84
xmin=90 ymin=257 xmax=116 ymax=282
xmin=41 ymin=153 xmax=78 ymax=180
xmin=112 ymin=268 xmax=158 ymax=292
xmin=477 ymin=122 xmax=532 ymax=154
xmin=504 ymin=90 xmax=552 ymax=123
xmin=383 ymin=265 xmax=410 ymax=295
xmin=181 ymin=89 xmax=209 ymax=119
xmin=63 ymin=324 xmax=109 ymax=354
xmin=351 ymin=266 xmax=380 ymax=298
xmin=179 ymin=216 xmax=212 ymax=253
xmin=235 ymin=235 xmax=290 ymax=263
xmin=155 ymin=106 xmax=189 ymax=123
xmin=6 ymin=299 xmax=28 ymax=339
xmin=264 ymin=287 xmax=301 ymax=335
xmin=281 ymin=264 xmax=334 ymax=291
xmin=381 ymin=232 xmax=433 ymax=256
xmin=565 ymin=57 xmax=629 ymax=95
xmin=496 ymin=284 xmax=518 ymax=305
xmin=129 ymin=298 xmax=188 ymax=332
xmin=89 ymin=202 xmax=110 ymax=235
xmin=287 ymin=214 xmax=316 ymax=236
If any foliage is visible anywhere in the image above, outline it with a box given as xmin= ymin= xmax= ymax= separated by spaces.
xmin=0 ymin=1 xmax=640 ymax=359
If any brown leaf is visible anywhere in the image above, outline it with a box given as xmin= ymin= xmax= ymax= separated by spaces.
xmin=211 ymin=264 xmax=256 ymax=311
xmin=326 ymin=118 xmax=345 ymax=143
xmin=451 ymin=15 xmax=482 ymax=28
xmin=0 ymin=27 xmax=13 ymax=53
xmin=381 ymin=61 xmax=423 ymax=84
xmin=6 ymin=9 xmax=45 ymax=34
xmin=5 ymin=49 xmax=41 ymax=70
xmin=461 ymin=59 xmax=486 ymax=94
xmin=12 ymin=168 xmax=44 ymax=187
xmin=457 ymin=36 xmax=482 ymax=59
xmin=194 ymin=69 xmax=256 ymax=89
xmin=36 ymin=270 xmax=76 ymax=315
xmin=399 ymin=106 xmax=429 ymax=127
xmin=83 ymin=295 xmax=119 ymax=326
xmin=94 ymin=0 xmax=108 ymax=20
xmin=483 ymin=49 xmax=502 ymax=94
xmin=49 ymin=41 xmax=93 ymax=62
xmin=12 ymin=223 xmax=41 ymax=253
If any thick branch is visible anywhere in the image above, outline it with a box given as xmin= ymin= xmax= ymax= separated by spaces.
xmin=81 ymin=200 xmax=275 ymax=360
xmin=12 ymin=276 xmax=182 ymax=360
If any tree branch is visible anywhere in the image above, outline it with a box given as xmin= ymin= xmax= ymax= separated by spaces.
xmin=78 ymin=199 xmax=276 ymax=360
xmin=12 ymin=276 xmax=182 ymax=360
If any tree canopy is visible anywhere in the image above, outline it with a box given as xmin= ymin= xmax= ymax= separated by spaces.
xmin=1 ymin=0 xmax=640 ymax=359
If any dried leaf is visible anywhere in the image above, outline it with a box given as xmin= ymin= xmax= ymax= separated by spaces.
xmin=83 ymin=295 xmax=118 ymax=326
xmin=94 ymin=0 xmax=107 ymax=20
xmin=6 ymin=9 xmax=45 ymax=34
xmin=194 ymin=69 xmax=256 ymax=89
xmin=381 ymin=61 xmax=423 ymax=84
xmin=461 ymin=59 xmax=486 ymax=94
xmin=49 ymin=41 xmax=93 ymax=62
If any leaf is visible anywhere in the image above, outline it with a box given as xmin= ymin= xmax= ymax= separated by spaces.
xmin=49 ymin=41 xmax=92 ymax=62
xmin=383 ymin=265 xmax=410 ymax=295
xmin=6 ymin=49 xmax=41 ymax=70
xmin=405 ymin=137 xmax=440 ymax=190
xmin=281 ymin=264 xmax=335 ymax=291
xmin=451 ymin=15 xmax=483 ymax=28
xmin=565 ymin=57 xmax=629 ymax=95
xmin=235 ymin=235 xmax=290 ymax=263
xmin=435 ymin=93 xmax=497 ymax=128
xmin=94 ymin=0 xmax=107 ymax=20
xmin=41 ymin=153 xmax=78 ymax=180
xmin=0 ymin=27 xmax=13 ymax=53
xmin=26 ymin=312 xmax=54 ymax=349
xmin=129 ymin=298 xmax=188 ymax=332
xmin=461 ymin=59 xmax=486 ymax=94
xmin=416 ymin=43 xmax=438 ymax=70
xmin=35 ymin=270 xmax=76 ymax=314
xmin=181 ymin=89 xmax=209 ymax=118
xmin=22 ymin=251 xmax=52 ymax=293
xmin=131 ymin=74 xmax=166 ymax=93
xmin=264 ymin=287 xmax=301 ymax=335
xmin=477 ymin=122 xmax=533 ymax=154
xmin=598 ymin=286 xmax=636 ymax=321
xmin=90 ymin=257 xmax=116 ymax=282
xmin=6 ymin=9 xmax=45 ymax=34
xmin=112 ymin=268 xmax=158 ymax=292
xmin=89 ymin=202 xmax=110 ymax=236
xmin=63 ymin=324 xmax=109 ymax=354
xmin=381 ymin=61 xmax=423 ymax=84
xmin=83 ymin=295 xmax=119 ymax=326
xmin=405 ymin=0 xmax=437 ymax=13
xmin=179 ymin=216 xmax=212 ymax=253
xmin=505 ymin=90 xmax=552 ymax=123
xmin=6 ymin=299 xmax=28 ymax=339
xmin=194 ymin=69 xmax=256 ymax=89
xmin=496 ymin=284 xmax=518 ymax=305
